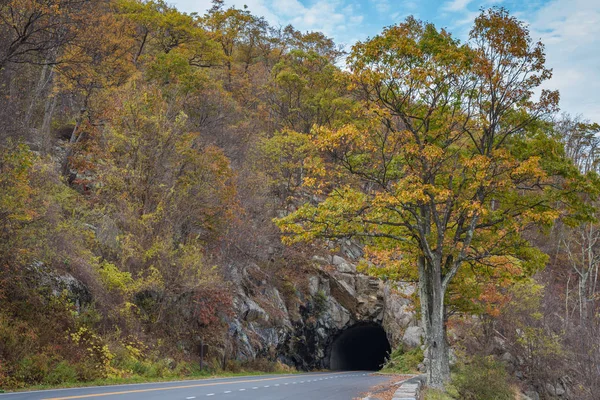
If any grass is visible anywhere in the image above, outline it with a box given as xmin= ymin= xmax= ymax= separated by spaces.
xmin=4 ymin=369 xmax=299 ymax=393
xmin=422 ymin=388 xmax=455 ymax=400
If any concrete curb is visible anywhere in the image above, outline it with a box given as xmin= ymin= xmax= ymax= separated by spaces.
xmin=391 ymin=375 xmax=426 ymax=400
xmin=362 ymin=375 xmax=426 ymax=400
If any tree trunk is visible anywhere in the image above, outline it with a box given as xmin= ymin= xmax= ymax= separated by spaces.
xmin=40 ymin=94 xmax=57 ymax=152
xmin=419 ymin=256 xmax=451 ymax=389
xmin=579 ymin=272 xmax=589 ymax=326
xmin=61 ymin=105 xmax=87 ymax=176
xmin=427 ymin=299 xmax=450 ymax=388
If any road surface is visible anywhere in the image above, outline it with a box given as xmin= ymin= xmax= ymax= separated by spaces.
xmin=0 ymin=371 xmax=390 ymax=400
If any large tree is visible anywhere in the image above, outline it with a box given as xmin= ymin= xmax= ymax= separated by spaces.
xmin=275 ymin=9 xmax=577 ymax=388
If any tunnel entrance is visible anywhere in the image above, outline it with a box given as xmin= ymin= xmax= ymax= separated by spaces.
xmin=329 ymin=323 xmax=391 ymax=371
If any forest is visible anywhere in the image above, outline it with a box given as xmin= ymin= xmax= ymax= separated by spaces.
xmin=0 ymin=0 xmax=599 ymax=398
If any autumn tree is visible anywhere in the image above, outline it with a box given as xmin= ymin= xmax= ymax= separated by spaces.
xmin=283 ymin=27 xmax=344 ymax=63
xmin=0 ymin=0 xmax=87 ymax=69
xmin=0 ymin=0 xmax=93 ymax=145
xmin=202 ymin=0 xmax=264 ymax=86
xmin=0 ymin=143 xmax=36 ymax=263
xmin=276 ymin=9 xmax=573 ymax=388
xmin=267 ymin=49 xmax=350 ymax=134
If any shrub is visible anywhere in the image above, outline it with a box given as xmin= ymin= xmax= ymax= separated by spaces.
xmin=381 ymin=345 xmax=423 ymax=374
xmin=97 ymin=261 xmax=133 ymax=294
xmin=224 ymin=360 xmax=242 ymax=373
xmin=313 ymin=290 xmax=328 ymax=317
xmin=172 ymin=361 xmax=197 ymax=376
xmin=224 ymin=358 xmax=295 ymax=374
xmin=145 ymin=359 xmax=172 ymax=378
xmin=16 ymin=354 xmax=53 ymax=384
xmin=423 ymin=388 xmax=454 ymax=400
xmin=44 ymin=361 xmax=79 ymax=385
xmin=241 ymin=358 xmax=278 ymax=372
xmin=450 ymin=356 xmax=514 ymax=400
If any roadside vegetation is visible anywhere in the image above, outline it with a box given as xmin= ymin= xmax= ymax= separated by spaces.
xmin=8 ymin=367 xmax=287 ymax=393
xmin=380 ymin=345 xmax=424 ymax=375
xmin=422 ymin=356 xmax=515 ymax=400
xmin=4 ymin=354 xmax=294 ymax=392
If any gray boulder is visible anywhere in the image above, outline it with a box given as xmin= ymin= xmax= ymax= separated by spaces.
xmin=402 ymin=326 xmax=424 ymax=348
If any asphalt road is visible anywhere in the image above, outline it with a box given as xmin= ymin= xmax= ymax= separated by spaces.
xmin=0 ymin=371 xmax=391 ymax=400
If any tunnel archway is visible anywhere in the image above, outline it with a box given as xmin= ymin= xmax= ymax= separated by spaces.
xmin=329 ymin=323 xmax=391 ymax=371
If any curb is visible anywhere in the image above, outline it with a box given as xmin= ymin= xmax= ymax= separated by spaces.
xmin=391 ymin=375 xmax=426 ymax=400
xmin=362 ymin=375 xmax=426 ymax=400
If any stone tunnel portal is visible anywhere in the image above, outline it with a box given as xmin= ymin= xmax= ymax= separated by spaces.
xmin=329 ymin=323 xmax=391 ymax=371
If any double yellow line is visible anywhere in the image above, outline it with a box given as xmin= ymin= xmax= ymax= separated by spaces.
xmin=43 ymin=372 xmax=348 ymax=399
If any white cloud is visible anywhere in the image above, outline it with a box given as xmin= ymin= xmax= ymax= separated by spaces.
xmin=443 ymin=0 xmax=473 ymax=12
xmin=172 ymin=0 xmax=363 ymax=46
xmin=435 ymin=0 xmax=600 ymax=121
xmin=282 ymin=0 xmax=352 ymax=37
xmin=174 ymin=0 xmax=280 ymax=21
xmin=373 ymin=0 xmax=390 ymax=13
xmin=527 ymin=0 xmax=600 ymax=121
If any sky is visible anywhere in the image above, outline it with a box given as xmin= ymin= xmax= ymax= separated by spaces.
xmin=171 ymin=0 xmax=600 ymax=122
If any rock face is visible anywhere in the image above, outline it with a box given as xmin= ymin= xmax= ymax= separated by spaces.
xmin=29 ymin=261 xmax=93 ymax=311
xmin=227 ymin=254 xmax=417 ymax=370
xmin=402 ymin=326 xmax=424 ymax=349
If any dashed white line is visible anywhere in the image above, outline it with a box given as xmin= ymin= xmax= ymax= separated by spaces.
xmin=224 ymin=390 xmax=231 ymax=393
xmin=252 ymin=387 xmax=259 ymax=389
xmin=264 ymin=385 xmax=270 ymax=388
xmin=186 ymin=397 xmax=196 ymax=399
xmin=206 ymin=394 xmax=214 ymax=397
xmin=274 ymin=384 xmax=280 ymax=386
xmin=239 ymin=389 xmax=246 ymax=391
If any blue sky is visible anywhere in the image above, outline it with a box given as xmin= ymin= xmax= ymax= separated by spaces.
xmin=171 ymin=0 xmax=600 ymax=122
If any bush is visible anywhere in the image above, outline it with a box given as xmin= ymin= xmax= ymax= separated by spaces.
xmin=450 ymin=356 xmax=514 ymax=400
xmin=381 ymin=345 xmax=423 ymax=374
xmin=242 ymin=358 xmax=277 ymax=372
xmin=145 ymin=359 xmax=172 ymax=378
xmin=224 ymin=360 xmax=242 ymax=373
xmin=423 ymin=388 xmax=454 ymax=400
xmin=172 ymin=361 xmax=198 ymax=376
xmin=44 ymin=361 xmax=79 ymax=385
xmin=16 ymin=354 xmax=53 ymax=384
xmin=313 ymin=290 xmax=328 ymax=317
xmin=224 ymin=358 xmax=295 ymax=374
xmin=74 ymin=359 xmax=105 ymax=382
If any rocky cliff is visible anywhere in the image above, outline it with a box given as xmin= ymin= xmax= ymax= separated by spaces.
xmin=227 ymin=246 xmax=418 ymax=370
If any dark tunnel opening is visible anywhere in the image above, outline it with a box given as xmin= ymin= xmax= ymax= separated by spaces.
xmin=329 ymin=323 xmax=391 ymax=371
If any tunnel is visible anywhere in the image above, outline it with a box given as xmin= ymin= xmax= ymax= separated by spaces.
xmin=329 ymin=323 xmax=391 ymax=371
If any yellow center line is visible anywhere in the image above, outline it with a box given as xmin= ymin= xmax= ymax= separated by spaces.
xmin=42 ymin=372 xmax=349 ymax=400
